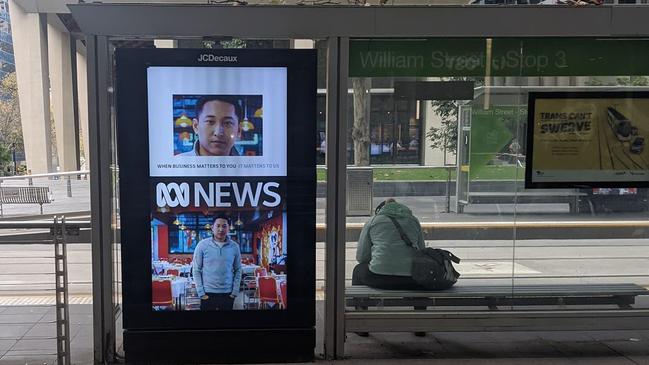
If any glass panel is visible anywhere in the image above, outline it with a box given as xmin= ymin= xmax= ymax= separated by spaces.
xmin=345 ymin=38 xmax=517 ymax=334
xmin=107 ymin=42 xmax=122 ymax=313
xmin=511 ymin=39 xmax=649 ymax=311
xmin=345 ymin=38 xmax=649 ymax=353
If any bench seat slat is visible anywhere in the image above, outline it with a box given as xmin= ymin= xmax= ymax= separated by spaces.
xmin=346 ymin=284 xmax=649 ymax=298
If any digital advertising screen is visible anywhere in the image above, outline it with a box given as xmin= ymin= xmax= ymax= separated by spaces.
xmin=526 ymin=92 xmax=649 ymax=188
xmin=116 ymin=48 xmax=316 ymax=336
xmin=148 ymin=66 xmax=288 ymax=312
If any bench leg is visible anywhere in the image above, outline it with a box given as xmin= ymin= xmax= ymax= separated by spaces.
xmin=414 ymin=305 xmax=427 ymax=337
xmin=355 ymin=305 xmax=369 ymax=337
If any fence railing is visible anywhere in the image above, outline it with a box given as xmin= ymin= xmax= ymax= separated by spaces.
xmin=0 ymin=171 xmax=90 ymax=199
xmin=0 ymin=217 xmax=90 ymax=365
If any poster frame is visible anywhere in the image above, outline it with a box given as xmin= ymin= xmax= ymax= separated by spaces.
xmin=526 ymin=91 xmax=649 ymax=189
xmin=115 ymin=48 xmax=316 ymax=332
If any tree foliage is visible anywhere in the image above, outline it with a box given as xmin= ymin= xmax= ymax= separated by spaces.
xmin=425 ymin=99 xmax=459 ymax=155
xmin=425 ymin=77 xmax=480 ymax=155
xmin=0 ymin=144 xmax=10 ymax=172
xmin=0 ymin=73 xmax=23 ymax=173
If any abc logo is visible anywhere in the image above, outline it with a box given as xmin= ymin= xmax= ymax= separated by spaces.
xmin=156 ymin=182 xmax=190 ymax=208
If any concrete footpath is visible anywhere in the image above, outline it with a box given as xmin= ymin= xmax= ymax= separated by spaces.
xmin=1 ymin=302 xmax=649 ymax=365
xmin=1 ymin=179 xmax=649 ymax=363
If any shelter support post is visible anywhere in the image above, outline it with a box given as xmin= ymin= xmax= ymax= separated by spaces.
xmin=87 ymin=35 xmax=116 ymax=365
xmin=324 ymin=36 xmax=348 ymax=360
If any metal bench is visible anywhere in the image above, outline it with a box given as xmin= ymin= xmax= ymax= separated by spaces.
xmin=345 ymin=284 xmax=649 ymax=332
xmin=0 ymin=186 xmax=53 ymax=216
xmin=457 ymin=189 xmax=589 ymax=213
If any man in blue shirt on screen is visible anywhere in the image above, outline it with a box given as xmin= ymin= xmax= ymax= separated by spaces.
xmin=192 ymin=214 xmax=242 ymax=310
xmin=180 ymin=95 xmax=241 ymax=157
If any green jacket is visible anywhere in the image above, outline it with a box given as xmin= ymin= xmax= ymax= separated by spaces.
xmin=356 ymin=201 xmax=426 ymax=276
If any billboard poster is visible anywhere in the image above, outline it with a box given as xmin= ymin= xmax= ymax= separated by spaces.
xmin=116 ymin=48 xmax=316 ymax=349
xmin=148 ymin=67 xmax=288 ymax=311
xmin=526 ymin=92 xmax=649 ymax=188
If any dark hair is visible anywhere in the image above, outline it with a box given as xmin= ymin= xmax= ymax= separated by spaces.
xmin=195 ymin=95 xmax=243 ymax=122
xmin=212 ymin=213 xmax=230 ymax=225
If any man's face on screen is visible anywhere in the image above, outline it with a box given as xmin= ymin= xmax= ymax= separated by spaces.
xmin=193 ymin=100 xmax=240 ymax=156
xmin=212 ymin=218 xmax=230 ymax=242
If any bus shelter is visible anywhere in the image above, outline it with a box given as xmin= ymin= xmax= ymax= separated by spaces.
xmin=68 ymin=3 xmax=649 ymax=363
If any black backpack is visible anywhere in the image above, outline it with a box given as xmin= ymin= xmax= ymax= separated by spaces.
xmin=387 ymin=216 xmax=461 ymax=290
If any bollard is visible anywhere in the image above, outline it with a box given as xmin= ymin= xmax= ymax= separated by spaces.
xmin=66 ymin=176 xmax=72 ymax=197
xmin=28 ymin=177 xmax=33 ymax=186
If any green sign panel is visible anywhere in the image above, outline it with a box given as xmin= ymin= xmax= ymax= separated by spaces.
xmin=469 ymin=106 xmax=527 ymax=179
xmin=350 ymin=38 xmax=649 ymax=77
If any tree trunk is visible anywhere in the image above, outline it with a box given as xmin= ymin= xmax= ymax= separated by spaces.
xmin=351 ymin=78 xmax=371 ymax=166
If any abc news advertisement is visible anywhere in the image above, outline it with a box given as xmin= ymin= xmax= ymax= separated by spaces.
xmin=527 ymin=92 xmax=649 ymax=188
xmin=149 ymin=66 xmax=289 ymax=311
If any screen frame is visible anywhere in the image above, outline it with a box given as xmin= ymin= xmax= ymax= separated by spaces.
xmin=115 ymin=48 xmax=316 ymax=330
xmin=526 ymin=91 xmax=649 ymax=189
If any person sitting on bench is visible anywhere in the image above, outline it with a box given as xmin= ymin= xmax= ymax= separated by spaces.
xmin=352 ymin=198 xmax=426 ymax=290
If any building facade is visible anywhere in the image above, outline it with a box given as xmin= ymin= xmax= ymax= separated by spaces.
xmin=0 ymin=0 xmax=14 ymax=80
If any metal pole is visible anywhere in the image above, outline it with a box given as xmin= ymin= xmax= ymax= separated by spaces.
xmin=66 ymin=175 xmax=72 ymax=198
xmin=324 ymin=36 xmax=348 ymax=360
xmin=11 ymin=143 xmax=16 ymax=175
xmin=445 ymin=166 xmax=452 ymax=213
xmin=88 ymin=35 xmax=116 ymax=365
xmin=70 ymin=37 xmax=82 ymax=171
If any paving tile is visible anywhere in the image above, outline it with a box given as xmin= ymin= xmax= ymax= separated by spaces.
xmin=38 ymin=313 xmax=56 ymax=323
xmin=434 ymin=331 xmax=553 ymax=345
xmin=9 ymin=338 xmax=57 ymax=353
xmin=0 ymin=339 xmax=16 ymax=351
xmin=539 ymin=339 xmax=617 ymax=358
xmin=349 ymin=359 xmax=636 ymax=365
xmin=590 ymin=330 xmax=649 ymax=342
xmin=70 ymin=348 xmax=94 ymax=365
xmin=601 ymin=338 xmax=649 ymax=356
xmin=68 ymin=313 xmax=93 ymax=325
xmin=0 ymin=313 xmax=45 ymax=324
xmin=437 ymin=338 xmax=565 ymax=359
xmin=69 ymin=304 xmax=93 ymax=314
xmin=531 ymin=331 xmax=594 ymax=342
xmin=71 ymin=325 xmax=92 ymax=341
xmin=23 ymin=323 xmax=57 ymax=339
xmin=0 ymin=324 xmax=32 ymax=339
xmin=67 ymin=324 xmax=82 ymax=340
xmin=344 ymin=333 xmax=445 ymax=359
xmin=0 ymin=354 xmax=57 ymax=365
xmin=1 ymin=306 xmax=53 ymax=315
xmin=70 ymin=330 xmax=91 ymax=348
xmin=624 ymin=355 xmax=649 ymax=365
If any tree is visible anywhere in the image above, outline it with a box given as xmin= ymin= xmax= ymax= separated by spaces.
xmin=351 ymin=77 xmax=371 ymax=166
xmin=0 ymin=73 xmax=23 ymax=145
xmin=426 ymin=77 xmax=483 ymax=155
xmin=0 ymin=73 xmax=23 ymax=171
xmin=425 ymin=99 xmax=459 ymax=155
xmin=0 ymin=144 xmax=10 ymax=174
